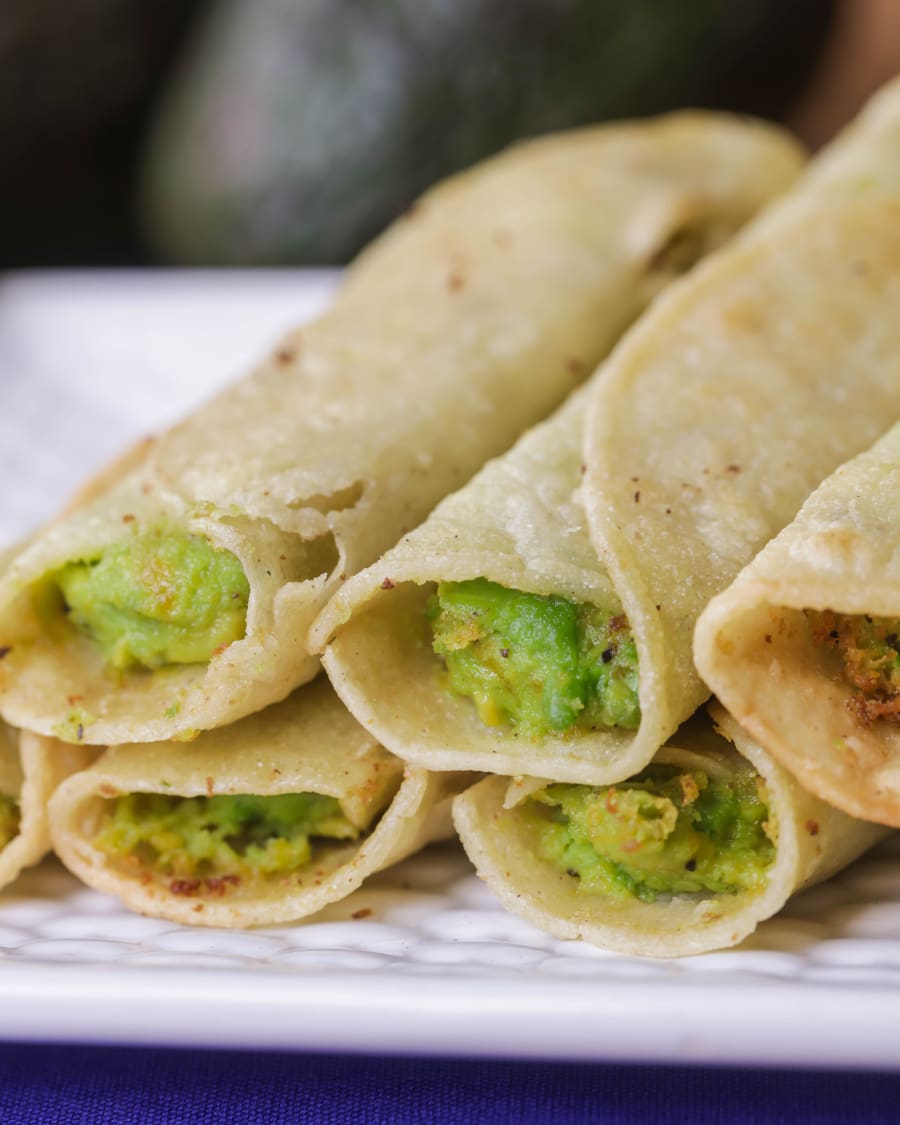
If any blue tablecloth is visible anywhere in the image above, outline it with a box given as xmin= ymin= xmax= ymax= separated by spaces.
xmin=2 ymin=1046 xmax=898 ymax=1124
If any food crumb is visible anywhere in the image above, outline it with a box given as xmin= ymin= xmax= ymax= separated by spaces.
xmin=381 ymin=578 xmax=395 ymax=590
xmin=805 ymin=819 xmax=820 ymax=836
xmin=352 ymin=908 xmax=373 ymax=921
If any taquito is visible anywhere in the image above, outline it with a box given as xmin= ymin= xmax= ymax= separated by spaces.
xmin=0 ymin=720 xmax=92 ymax=891
xmin=453 ymin=705 xmax=887 ymax=958
xmin=569 ymin=76 xmax=900 ymax=782
xmin=0 ymin=113 xmax=802 ymax=747
xmin=49 ymin=676 xmax=468 ymax=927
xmin=696 ymin=422 xmax=900 ymax=826
xmin=313 ymin=123 xmax=805 ymax=781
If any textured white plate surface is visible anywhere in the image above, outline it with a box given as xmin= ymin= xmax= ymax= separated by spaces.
xmin=1 ymin=272 xmax=899 ymax=1068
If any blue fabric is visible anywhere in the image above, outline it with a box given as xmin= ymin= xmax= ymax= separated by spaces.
xmin=0 ymin=1046 xmax=898 ymax=1125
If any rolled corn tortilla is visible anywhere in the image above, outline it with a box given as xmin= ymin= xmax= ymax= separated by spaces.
xmin=452 ymin=704 xmax=887 ymax=958
xmin=695 ymin=422 xmax=900 ymax=827
xmin=0 ymin=547 xmax=96 ymax=888
xmin=316 ymin=386 xmax=638 ymax=781
xmin=0 ymin=720 xmax=93 ymax=891
xmin=576 ymin=77 xmax=900 ymax=781
xmin=313 ymin=121 xmax=806 ymax=781
xmin=0 ymin=113 xmax=803 ymax=748
xmin=49 ymin=676 xmax=469 ymax=927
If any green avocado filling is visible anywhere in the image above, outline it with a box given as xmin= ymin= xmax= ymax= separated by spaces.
xmin=526 ymin=765 xmax=775 ymax=903
xmin=0 ymin=795 xmax=20 ymax=851
xmin=807 ymin=609 xmax=900 ymax=724
xmin=428 ymin=579 xmax=640 ymax=737
xmin=94 ymin=792 xmax=359 ymax=893
xmin=50 ymin=526 xmax=250 ymax=670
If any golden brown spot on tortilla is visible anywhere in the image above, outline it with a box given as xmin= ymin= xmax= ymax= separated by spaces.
xmin=447 ymin=271 xmax=465 ymax=292
xmin=765 ymin=634 xmax=773 ymax=644
xmin=122 ymin=514 xmax=136 ymax=524
xmin=170 ymin=879 xmax=201 ymax=896
xmin=805 ymin=819 xmax=820 ymax=836
xmin=275 ymin=347 xmax=296 ymax=365
xmin=98 ymin=784 xmax=119 ymax=798
xmin=566 ymin=357 xmax=586 ymax=376
xmin=722 ymin=299 xmax=763 ymax=333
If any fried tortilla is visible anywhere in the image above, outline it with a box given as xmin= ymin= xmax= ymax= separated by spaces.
xmin=452 ymin=705 xmax=886 ymax=957
xmin=49 ymin=677 xmax=468 ymax=926
xmin=696 ymin=421 xmax=900 ymax=826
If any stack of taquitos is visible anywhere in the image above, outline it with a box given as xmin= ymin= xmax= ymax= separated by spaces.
xmin=0 ymin=111 xmax=802 ymax=749
xmin=318 ymin=77 xmax=900 ymax=788
xmin=316 ymin=80 xmax=900 ymax=953
xmin=16 ymin=110 xmax=806 ymax=926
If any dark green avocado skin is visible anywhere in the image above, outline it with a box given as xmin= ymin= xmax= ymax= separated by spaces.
xmin=141 ymin=0 xmax=833 ymax=265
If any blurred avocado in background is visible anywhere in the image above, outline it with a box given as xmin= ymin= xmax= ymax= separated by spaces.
xmin=0 ymin=1 xmax=208 ymax=267
xmin=141 ymin=0 xmax=834 ymax=266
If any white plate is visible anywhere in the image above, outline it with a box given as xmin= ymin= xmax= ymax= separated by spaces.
xmin=1 ymin=272 xmax=900 ymax=1068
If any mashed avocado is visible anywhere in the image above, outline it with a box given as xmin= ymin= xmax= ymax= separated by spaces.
xmin=51 ymin=526 xmax=250 ymax=670
xmin=94 ymin=792 xmax=359 ymax=891
xmin=527 ymin=765 xmax=774 ymax=902
xmin=428 ymin=579 xmax=639 ymax=737
xmin=807 ymin=609 xmax=900 ymax=724
xmin=0 ymin=796 xmax=19 ymax=851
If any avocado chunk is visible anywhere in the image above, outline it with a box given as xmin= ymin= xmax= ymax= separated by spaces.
xmin=51 ymin=526 xmax=250 ymax=671
xmin=0 ymin=795 xmax=19 ymax=851
xmin=807 ymin=609 xmax=900 ymax=724
xmin=94 ymin=792 xmax=359 ymax=892
xmin=527 ymin=765 xmax=774 ymax=903
xmin=141 ymin=0 xmax=834 ymax=265
xmin=428 ymin=578 xmax=639 ymax=737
